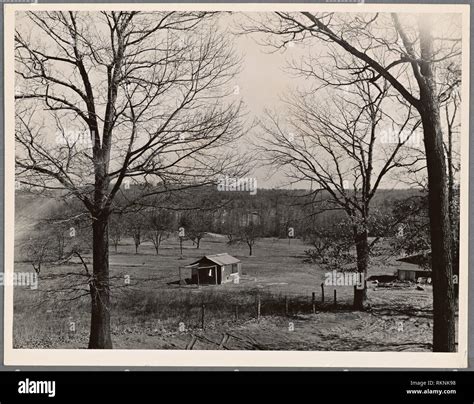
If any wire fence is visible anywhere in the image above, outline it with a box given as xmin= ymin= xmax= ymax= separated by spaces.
xmin=114 ymin=283 xmax=357 ymax=330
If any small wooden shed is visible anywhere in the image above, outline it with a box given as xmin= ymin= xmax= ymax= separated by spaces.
xmin=187 ymin=253 xmax=241 ymax=285
xmin=396 ymin=253 xmax=432 ymax=281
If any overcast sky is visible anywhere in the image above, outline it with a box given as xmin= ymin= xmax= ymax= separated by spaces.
xmin=230 ymin=14 xmax=313 ymax=189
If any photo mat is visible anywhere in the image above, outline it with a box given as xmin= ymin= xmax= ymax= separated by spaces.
xmin=4 ymin=2 xmax=470 ymax=367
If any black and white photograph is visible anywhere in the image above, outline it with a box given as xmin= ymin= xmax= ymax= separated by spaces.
xmin=4 ymin=3 xmax=469 ymax=367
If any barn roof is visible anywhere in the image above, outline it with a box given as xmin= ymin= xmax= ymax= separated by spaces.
xmin=190 ymin=253 xmax=241 ymax=266
xmin=396 ymin=251 xmax=431 ymax=266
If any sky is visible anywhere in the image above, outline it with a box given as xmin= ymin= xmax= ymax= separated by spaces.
xmin=15 ymin=11 xmax=462 ymax=191
xmin=229 ymin=14 xmax=314 ymax=189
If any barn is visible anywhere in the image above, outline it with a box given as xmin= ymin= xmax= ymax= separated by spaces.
xmin=396 ymin=253 xmax=432 ymax=281
xmin=187 ymin=253 xmax=241 ymax=285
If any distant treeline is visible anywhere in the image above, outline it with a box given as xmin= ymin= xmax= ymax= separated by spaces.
xmin=16 ymin=185 xmax=423 ymax=241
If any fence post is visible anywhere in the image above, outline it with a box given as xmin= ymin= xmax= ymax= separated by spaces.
xmin=257 ymin=294 xmax=261 ymax=320
xmin=201 ymin=303 xmax=205 ymax=329
xmin=186 ymin=335 xmax=197 ymax=350
xmin=312 ymin=292 xmax=316 ymax=314
xmin=219 ymin=334 xmax=229 ymax=350
xmin=333 ymin=290 xmax=337 ymax=308
xmin=321 ymin=282 xmax=325 ymax=303
xmin=285 ymin=295 xmax=289 ymax=317
xmin=234 ymin=305 xmax=239 ymax=321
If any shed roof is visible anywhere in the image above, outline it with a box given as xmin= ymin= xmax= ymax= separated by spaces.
xmin=190 ymin=253 xmax=241 ymax=267
xmin=396 ymin=251 xmax=431 ymax=266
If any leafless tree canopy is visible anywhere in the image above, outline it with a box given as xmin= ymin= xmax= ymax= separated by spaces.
xmin=15 ymin=11 xmax=247 ymax=210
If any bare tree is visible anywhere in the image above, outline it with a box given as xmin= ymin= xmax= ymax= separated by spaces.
xmin=20 ymin=201 xmax=92 ymax=276
xmin=243 ymin=11 xmax=461 ymax=351
xmin=238 ymin=221 xmax=261 ymax=256
xmin=304 ymin=218 xmax=354 ymax=273
xmin=180 ymin=210 xmax=213 ymax=249
xmin=22 ymin=230 xmax=56 ymax=274
xmin=15 ymin=11 xmax=245 ymax=348
xmin=260 ymin=78 xmax=419 ymax=308
xmin=109 ymin=213 xmax=124 ymax=253
xmin=124 ymin=211 xmax=145 ymax=254
xmin=145 ymin=208 xmax=173 ymax=255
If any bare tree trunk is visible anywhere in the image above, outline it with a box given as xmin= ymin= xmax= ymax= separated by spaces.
xmin=248 ymin=243 xmax=253 ymax=256
xmin=418 ymin=18 xmax=455 ymax=352
xmin=420 ymin=110 xmax=455 ymax=352
xmin=88 ymin=214 xmax=112 ymax=349
xmin=446 ymin=109 xmax=459 ymax=296
xmin=447 ymin=125 xmax=454 ymax=226
xmin=353 ymin=229 xmax=369 ymax=310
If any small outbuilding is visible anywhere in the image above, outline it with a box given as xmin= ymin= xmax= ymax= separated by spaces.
xmin=396 ymin=253 xmax=432 ymax=282
xmin=186 ymin=253 xmax=242 ymax=285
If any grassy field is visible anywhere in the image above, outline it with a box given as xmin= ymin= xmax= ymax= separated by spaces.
xmin=13 ymin=234 xmax=442 ymax=351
